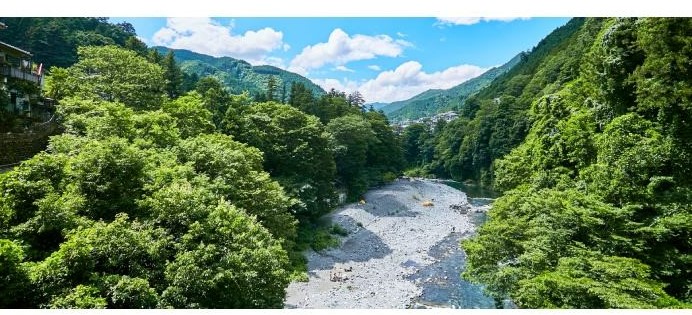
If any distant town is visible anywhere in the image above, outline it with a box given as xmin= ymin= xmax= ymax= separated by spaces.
xmin=391 ymin=110 xmax=459 ymax=133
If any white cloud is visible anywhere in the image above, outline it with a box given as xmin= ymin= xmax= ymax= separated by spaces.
xmin=311 ymin=78 xmax=360 ymax=93
xmin=396 ymin=32 xmax=407 ymax=38
xmin=435 ymin=17 xmax=530 ymax=26
xmin=313 ymin=61 xmax=488 ymax=103
xmin=367 ymin=65 xmax=381 ymax=71
xmin=152 ymin=17 xmax=285 ymax=66
xmin=334 ymin=65 xmax=355 ymax=72
xmin=289 ymin=28 xmax=411 ymax=75
xmin=136 ymin=36 xmax=150 ymax=45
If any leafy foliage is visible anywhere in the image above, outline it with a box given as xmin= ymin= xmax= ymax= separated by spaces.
xmin=223 ymin=101 xmax=337 ymax=219
xmin=0 ymin=45 xmax=303 ymax=308
xmin=45 ymin=46 xmax=166 ymax=109
xmin=413 ymin=18 xmax=603 ymax=185
xmin=460 ymin=18 xmax=692 ymax=308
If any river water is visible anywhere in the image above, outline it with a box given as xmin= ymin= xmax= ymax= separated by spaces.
xmin=407 ymin=181 xmax=500 ymax=309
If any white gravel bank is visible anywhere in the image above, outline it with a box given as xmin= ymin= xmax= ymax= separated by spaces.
xmin=284 ymin=178 xmax=487 ymax=308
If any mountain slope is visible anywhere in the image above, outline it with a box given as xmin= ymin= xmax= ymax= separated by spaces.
xmin=428 ymin=17 xmax=593 ymax=183
xmin=380 ymin=53 xmax=521 ymax=121
xmin=0 ymin=17 xmax=138 ymax=68
xmin=460 ymin=17 xmax=692 ymax=308
xmin=155 ymin=47 xmax=325 ymax=99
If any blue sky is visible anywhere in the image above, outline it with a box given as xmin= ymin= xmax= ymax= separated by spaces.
xmin=110 ymin=17 xmax=569 ymax=103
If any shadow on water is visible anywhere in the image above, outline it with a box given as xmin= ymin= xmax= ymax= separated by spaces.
xmin=407 ymin=231 xmax=495 ymax=309
xmin=440 ymin=180 xmax=498 ymax=199
xmin=404 ymin=180 xmax=498 ymax=309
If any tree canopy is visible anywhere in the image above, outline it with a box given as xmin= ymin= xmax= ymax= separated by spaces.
xmin=458 ymin=18 xmax=692 ymax=308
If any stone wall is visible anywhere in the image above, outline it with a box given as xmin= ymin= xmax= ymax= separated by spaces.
xmin=0 ymin=115 xmax=60 ymax=166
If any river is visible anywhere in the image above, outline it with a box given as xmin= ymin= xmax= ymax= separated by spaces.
xmin=284 ymin=178 xmax=500 ymax=308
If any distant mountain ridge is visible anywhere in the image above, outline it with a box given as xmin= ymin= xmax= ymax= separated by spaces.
xmin=379 ymin=53 xmax=522 ymax=121
xmin=154 ymin=47 xmax=325 ymax=99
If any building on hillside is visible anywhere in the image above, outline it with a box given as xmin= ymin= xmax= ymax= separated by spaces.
xmin=0 ymin=39 xmax=52 ymax=122
xmin=391 ymin=111 xmax=460 ymax=133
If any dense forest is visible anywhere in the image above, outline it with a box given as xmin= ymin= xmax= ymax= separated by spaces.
xmin=1 ymin=17 xmax=690 ymax=309
xmin=405 ymin=17 xmax=690 ymax=308
xmin=154 ymin=47 xmax=326 ymax=102
xmin=0 ymin=18 xmax=403 ymax=308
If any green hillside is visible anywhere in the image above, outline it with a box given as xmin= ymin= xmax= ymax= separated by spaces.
xmin=426 ymin=17 xmax=593 ymax=183
xmin=0 ymin=17 xmax=139 ymax=68
xmin=155 ymin=47 xmax=325 ymax=100
xmin=381 ymin=53 xmax=521 ymax=121
xmin=401 ymin=17 xmax=691 ymax=308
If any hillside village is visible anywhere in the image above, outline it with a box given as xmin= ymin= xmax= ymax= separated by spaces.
xmin=391 ymin=110 xmax=459 ymax=132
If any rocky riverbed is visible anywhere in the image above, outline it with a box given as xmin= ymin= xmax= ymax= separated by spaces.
xmin=284 ymin=178 xmax=495 ymax=308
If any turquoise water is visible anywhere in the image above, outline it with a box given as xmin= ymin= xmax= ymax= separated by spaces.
xmin=408 ymin=183 xmax=498 ymax=308
xmin=438 ymin=180 xmax=498 ymax=199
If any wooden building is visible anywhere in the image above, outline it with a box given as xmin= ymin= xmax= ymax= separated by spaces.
xmin=0 ymin=39 xmax=46 ymax=117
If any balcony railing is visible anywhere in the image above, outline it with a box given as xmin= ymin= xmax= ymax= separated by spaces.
xmin=0 ymin=64 xmax=41 ymax=84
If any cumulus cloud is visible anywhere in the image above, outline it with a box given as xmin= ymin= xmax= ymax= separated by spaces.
xmin=367 ymin=65 xmax=381 ymax=71
xmin=152 ymin=17 xmax=285 ymax=66
xmin=313 ymin=61 xmax=488 ymax=103
xmin=311 ymin=78 xmax=360 ymax=93
xmin=289 ymin=28 xmax=411 ymax=75
xmin=436 ymin=17 xmax=530 ymax=26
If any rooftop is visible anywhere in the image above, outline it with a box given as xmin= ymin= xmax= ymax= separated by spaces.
xmin=0 ymin=40 xmax=32 ymax=58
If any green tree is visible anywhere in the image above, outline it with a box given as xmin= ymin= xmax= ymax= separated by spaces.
xmin=29 ymin=214 xmax=171 ymax=306
xmin=401 ymin=123 xmax=432 ymax=168
xmin=0 ymin=18 xmax=136 ymax=68
xmin=364 ymin=111 xmax=404 ymax=183
xmin=266 ymin=76 xmax=278 ymax=102
xmin=161 ymin=203 xmax=290 ymax=308
xmin=124 ymin=37 xmax=149 ymax=57
xmin=195 ymin=76 xmax=232 ymax=127
xmin=175 ymin=134 xmax=298 ymax=241
xmin=347 ymin=91 xmax=365 ymax=109
xmin=224 ymin=102 xmax=337 ymax=219
xmin=326 ymin=115 xmax=375 ymax=199
xmin=0 ymin=239 xmax=30 ymax=307
xmin=49 ymin=285 xmax=107 ymax=309
xmin=47 ymin=45 xmax=166 ymax=109
xmin=161 ymin=92 xmax=215 ymax=139
xmin=288 ymin=82 xmax=316 ymax=113
xmin=162 ymin=51 xmax=184 ymax=99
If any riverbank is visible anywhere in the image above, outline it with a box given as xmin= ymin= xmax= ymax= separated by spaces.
xmin=284 ymin=178 xmax=493 ymax=308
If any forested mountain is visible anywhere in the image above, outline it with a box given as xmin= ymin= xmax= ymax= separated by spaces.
xmin=367 ymin=102 xmax=389 ymax=111
xmin=154 ymin=47 xmax=325 ymax=101
xmin=380 ymin=53 xmax=521 ymax=121
xmin=404 ymin=18 xmax=596 ymax=184
xmin=0 ymin=17 xmax=140 ymax=68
